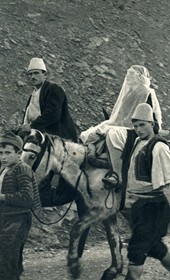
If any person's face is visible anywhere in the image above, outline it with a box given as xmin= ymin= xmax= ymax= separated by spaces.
xmin=125 ymin=69 xmax=140 ymax=88
xmin=28 ymin=70 xmax=46 ymax=88
xmin=133 ymin=120 xmax=154 ymax=140
xmin=0 ymin=145 xmax=20 ymax=168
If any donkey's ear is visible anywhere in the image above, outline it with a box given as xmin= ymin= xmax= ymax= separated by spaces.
xmin=35 ymin=130 xmax=45 ymax=145
xmin=31 ymin=129 xmax=45 ymax=145
xmin=102 ymin=107 xmax=110 ymax=120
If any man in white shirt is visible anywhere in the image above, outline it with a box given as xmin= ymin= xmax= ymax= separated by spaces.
xmin=19 ymin=57 xmax=77 ymax=142
xmin=124 ymin=103 xmax=170 ymax=279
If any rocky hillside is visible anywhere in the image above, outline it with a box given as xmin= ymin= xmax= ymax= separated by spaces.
xmin=0 ymin=0 xmax=170 ymax=134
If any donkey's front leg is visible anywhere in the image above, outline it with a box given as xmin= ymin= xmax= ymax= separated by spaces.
xmin=101 ymin=214 xmax=123 ymax=280
xmin=67 ymin=206 xmax=105 ymax=279
xmin=67 ymin=220 xmax=83 ymax=279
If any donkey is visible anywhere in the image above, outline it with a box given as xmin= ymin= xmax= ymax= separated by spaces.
xmin=21 ymin=129 xmax=123 ymax=280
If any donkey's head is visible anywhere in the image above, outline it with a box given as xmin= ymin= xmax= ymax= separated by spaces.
xmin=21 ymin=129 xmax=45 ymax=168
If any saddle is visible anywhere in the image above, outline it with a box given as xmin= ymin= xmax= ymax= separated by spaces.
xmin=87 ymin=140 xmax=111 ymax=169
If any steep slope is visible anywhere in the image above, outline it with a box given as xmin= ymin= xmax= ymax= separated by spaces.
xmin=0 ymin=0 xmax=170 ymax=134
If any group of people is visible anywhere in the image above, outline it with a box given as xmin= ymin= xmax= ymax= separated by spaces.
xmin=81 ymin=64 xmax=170 ymax=279
xmin=0 ymin=57 xmax=78 ymax=280
xmin=0 ymin=57 xmax=170 ymax=280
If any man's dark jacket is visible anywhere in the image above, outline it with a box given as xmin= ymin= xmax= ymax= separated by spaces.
xmin=23 ymin=80 xmax=77 ymax=142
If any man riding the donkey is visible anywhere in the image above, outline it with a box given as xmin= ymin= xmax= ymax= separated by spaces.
xmin=16 ymin=57 xmax=88 ymax=227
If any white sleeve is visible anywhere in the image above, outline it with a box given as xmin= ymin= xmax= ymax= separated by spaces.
xmin=106 ymin=126 xmax=128 ymax=151
xmin=152 ymin=142 xmax=170 ymax=189
xmin=150 ymin=89 xmax=162 ymax=129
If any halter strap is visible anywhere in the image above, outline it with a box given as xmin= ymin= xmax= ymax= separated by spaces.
xmin=32 ymin=136 xmax=48 ymax=172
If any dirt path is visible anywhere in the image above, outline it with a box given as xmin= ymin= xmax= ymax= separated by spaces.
xmin=21 ymin=240 xmax=170 ymax=280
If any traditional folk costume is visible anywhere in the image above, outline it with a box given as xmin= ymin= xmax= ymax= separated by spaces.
xmin=80 ymin=65 xmax=163 ymax=145
xmin=23 ymin=80 xmax=77 ymax=142
xmin=80 ymin=66 xmax=165 ymax=182
xmin=22 ymin=57 xmax=77 ymax=142
xmin=126 ymin=137 xmax=170 ymax=266
xmin=124 ymin=103 xmax=170 ymax=280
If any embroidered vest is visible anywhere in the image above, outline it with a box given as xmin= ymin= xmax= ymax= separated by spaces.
xmin=135 ymin=136 xmax=169 ymax=182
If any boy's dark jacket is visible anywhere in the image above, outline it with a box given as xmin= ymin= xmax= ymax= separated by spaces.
xmin=0 ymin=161 xmax=37 ymax=214
xmin=23 ymin=80 xmax=77 ymax=142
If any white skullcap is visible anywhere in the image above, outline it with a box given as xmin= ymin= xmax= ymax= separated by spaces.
xmin=28 ymin=58 xmax=47 ymax=72
xmin=132 ymin=103 xmax=154 ymax=122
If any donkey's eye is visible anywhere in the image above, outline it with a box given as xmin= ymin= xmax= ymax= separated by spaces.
xmin=29 ymin=154 xmax=37 ymax=160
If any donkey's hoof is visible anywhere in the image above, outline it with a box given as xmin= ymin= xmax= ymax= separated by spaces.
xmin=67 ymin=258 xmax=81 ymax=279
xmin=101 ymin=268 xmax=117 ymax=280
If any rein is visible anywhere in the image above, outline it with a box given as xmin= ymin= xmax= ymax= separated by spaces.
xmin=104 ymin=171 xmax=119 ymax=209
xmin=31 ymin=170 xmax=83 ymax=225
xmin=32 ymin=137 xmax=48 ymax=172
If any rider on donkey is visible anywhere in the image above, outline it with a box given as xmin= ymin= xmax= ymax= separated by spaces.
xmin=19 ymin=57 xmax=77 ymax=142
xmin=80 ymin=65 xmax=168 ymax=190
xmin=18 ymin=57 xmax=88 ymax=215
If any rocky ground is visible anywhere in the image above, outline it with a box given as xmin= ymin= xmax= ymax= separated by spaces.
xmin=21 ymin=211 xmax=170 ymax=280
xmin=20 ymin=240 xmax=170 ymax=280
xmin=0 ymin=0 xmax=170 ymax=279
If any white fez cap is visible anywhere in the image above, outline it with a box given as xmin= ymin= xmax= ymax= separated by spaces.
xmin=132 ymin=103 xmax=154 ymax=122
xmin=28 ymin=58 xmax=47 ymax=72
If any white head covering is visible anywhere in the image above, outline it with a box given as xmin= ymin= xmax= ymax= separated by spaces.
xmin=132 ymin=103 xmax=154 ymax=122
xmin=108 ymin=65 xmax=162 ymax=128
xmin=80 ymin=65 xmax=162 ymax=144
xmin=28 ymin=58 xmax=47 ymax=72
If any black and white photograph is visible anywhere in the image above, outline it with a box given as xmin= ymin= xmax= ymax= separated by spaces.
xmin=0 ymin=0 xmax=170 ymax=279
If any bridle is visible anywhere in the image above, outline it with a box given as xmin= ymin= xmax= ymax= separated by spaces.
xmin=22 ymin=132 xmax=88 ymax=225
xmin=23 ymin=131 xmax=117 ymax=214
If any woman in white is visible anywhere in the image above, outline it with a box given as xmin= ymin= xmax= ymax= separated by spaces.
xmin=80 ymin=65 xmax=166 ymax=186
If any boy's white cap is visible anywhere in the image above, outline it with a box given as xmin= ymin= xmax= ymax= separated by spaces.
xmin=132 ymin=103 xmax=154 ymax=122
xmin=28 ymin=58 xmax=47 ymax=72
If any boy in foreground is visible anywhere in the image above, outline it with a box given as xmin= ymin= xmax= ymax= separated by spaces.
xmin=0 ymin=131 xmax=39 ymax=280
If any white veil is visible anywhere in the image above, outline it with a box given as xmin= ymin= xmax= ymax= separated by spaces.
xmin=109 ymin=66 xmax=150 ymax=123
xmin=80 ymin=65 xmax=162 ymax=144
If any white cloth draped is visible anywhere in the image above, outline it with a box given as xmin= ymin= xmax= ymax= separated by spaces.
xmin=80 ymin=65 xmax=162 ymax=144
